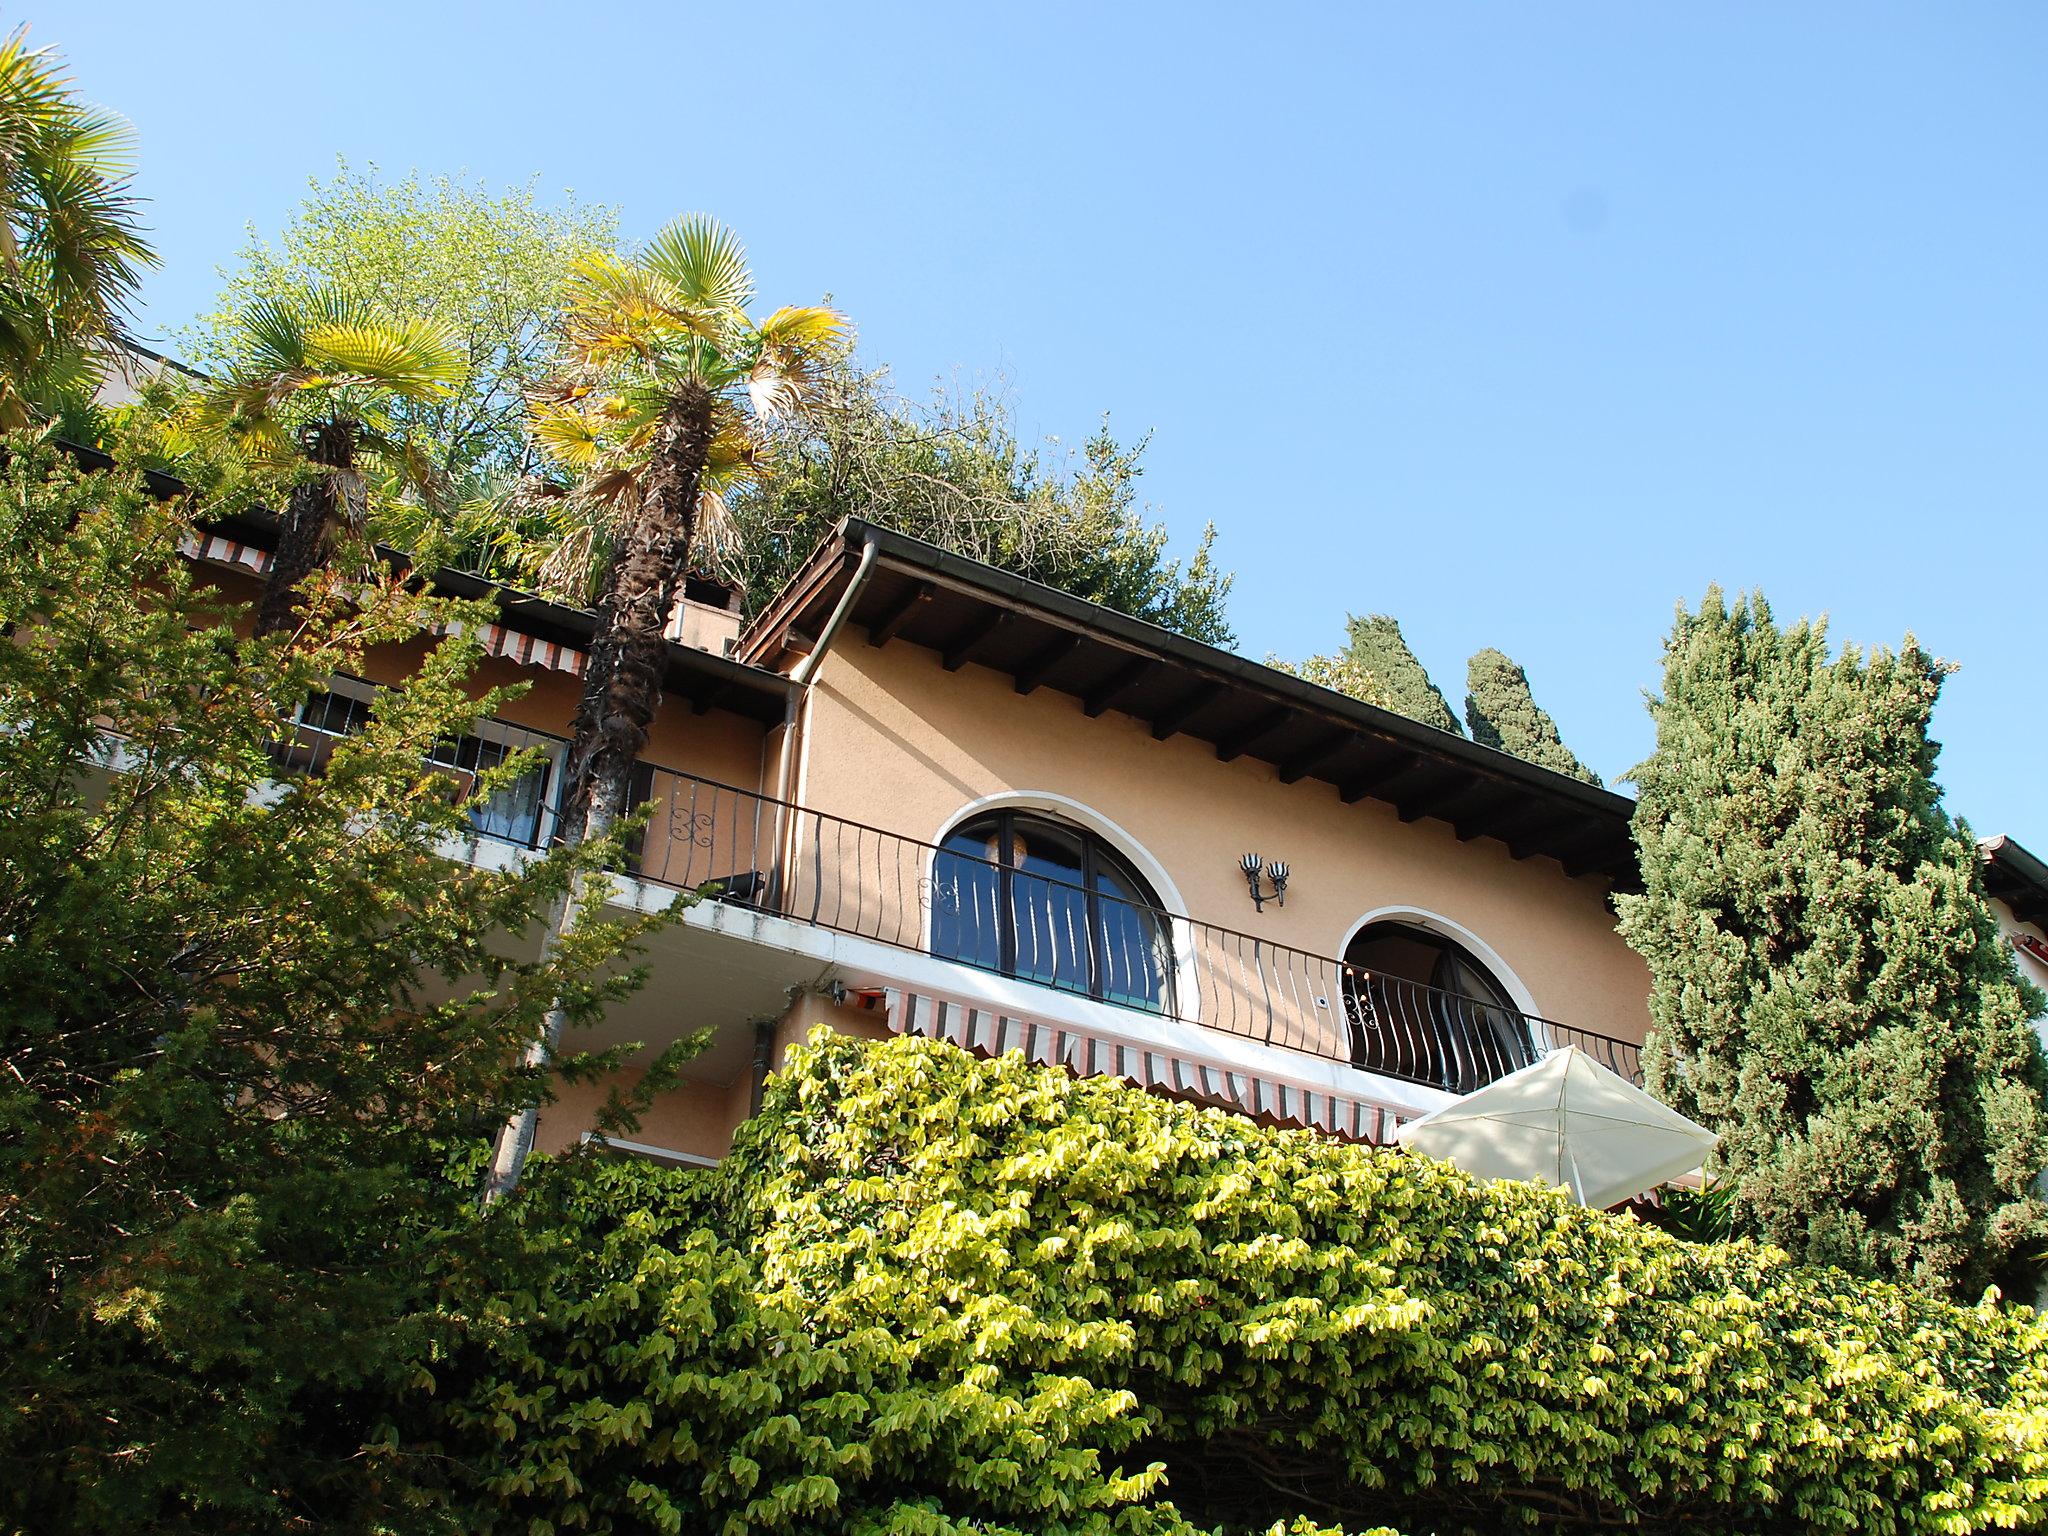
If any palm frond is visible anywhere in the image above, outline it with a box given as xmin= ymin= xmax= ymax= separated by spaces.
xmin=560 ymin=250 xmax=719 ymax=363
xmin=529 ymin=399 xmax=605 ymax=471
xmin=745 ymin=304 xmax=851 ymax=420
xmin=640 ymin=215 xmax=753 ymax=314
xmin=305 ymin=315 xmax=463 ymax=399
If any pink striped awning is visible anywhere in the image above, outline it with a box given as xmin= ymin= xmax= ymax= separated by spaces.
xmin=181 ymin=529 xmax=272 ymax=576
xmin=457 ymin=623 xmax=587 ymax=678
xmin=178 ymin=533 xmax=587 ymax=679
xmin=885 ymin=987 xmax=1409 ymax=1144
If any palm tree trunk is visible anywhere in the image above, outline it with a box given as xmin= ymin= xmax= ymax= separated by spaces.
xmin=254 ymin=419 xmax=354 ymax=638
xmin=484 ymin=381 xmax=717 ymax=1203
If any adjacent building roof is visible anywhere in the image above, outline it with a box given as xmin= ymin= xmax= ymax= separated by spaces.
xmin=1982 ymin=836 xmax=2048 ymax=930
xmin=67 ymin=439 xmax=797 ymax=725
xmin=739 ymin=518 xmax=1642 ymax=882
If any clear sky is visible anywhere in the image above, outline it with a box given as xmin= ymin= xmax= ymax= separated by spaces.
xmin=39 ymin=2 xmax=2048 ymax=843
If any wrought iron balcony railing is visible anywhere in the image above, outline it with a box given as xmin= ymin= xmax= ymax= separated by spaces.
xmin=630 ymin=766 xmax=1644 ymax=1095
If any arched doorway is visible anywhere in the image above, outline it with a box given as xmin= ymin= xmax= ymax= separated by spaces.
xmin=1343 ymin=920 xmax=1535 ymax=1091
xmin=930 ymin=807 xmax=1174 ymax=1013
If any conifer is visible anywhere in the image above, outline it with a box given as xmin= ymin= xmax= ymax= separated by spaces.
xmin=1616 ymin=589 xmax=2048 ymax=1296
xmin=1340 ymin=614 xmax=1462 ymax=734
xmin=1464 ymin=647 xmax=1602 ymax=784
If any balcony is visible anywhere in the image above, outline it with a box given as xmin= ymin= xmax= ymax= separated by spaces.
xmin=630 ymin=768 xmax=1644 ymax=1096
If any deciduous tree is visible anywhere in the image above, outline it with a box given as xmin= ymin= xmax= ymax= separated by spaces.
xmin=190 ymin=162 xmax=615 ymax=493
xmin=0 ymin=437 xmax=658 ymax=1531
xmin=723 ymin=370 xmax=1236 ymax=646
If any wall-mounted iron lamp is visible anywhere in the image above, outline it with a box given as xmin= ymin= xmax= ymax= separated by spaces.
xmin=1240 ymin=853 xmax=1290 ymax=912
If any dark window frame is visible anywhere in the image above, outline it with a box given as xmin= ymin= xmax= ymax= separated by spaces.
xmin=935 ymin=808 xmax=1175 ymax=1015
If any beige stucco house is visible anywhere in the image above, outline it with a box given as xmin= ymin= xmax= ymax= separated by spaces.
xmin=189 ymin=508 xmax=1673 ymax=1167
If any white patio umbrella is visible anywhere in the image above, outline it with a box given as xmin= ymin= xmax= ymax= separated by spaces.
xmin=1395 ymin=1046 xmax=1718 ymax=1208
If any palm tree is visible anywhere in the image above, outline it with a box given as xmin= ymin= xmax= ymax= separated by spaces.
xmin=0 ymin=25 xmax=156 ymax=427
xmin=194 ymin=289 xmax=462 ymax=635
xmin=484 ymin=216 xmax=846 ymax=1200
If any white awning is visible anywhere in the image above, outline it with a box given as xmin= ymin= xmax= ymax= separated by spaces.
xmin=886 ymin=987 xmax=1412 ymax=1143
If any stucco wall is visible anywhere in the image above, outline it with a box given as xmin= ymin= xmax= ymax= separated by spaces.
xmin=1990 ymin=896 xmax=2048 ymax=1052
xmin=350 ymin=634 xmax=771 ymax=795
xmin=793 ymin=634 xmax=1654 ymax=1046
xmin=536 ymin=994 xmax=893 ymax=1159
xmin=194 ymin=563 xmax=772 ymax=794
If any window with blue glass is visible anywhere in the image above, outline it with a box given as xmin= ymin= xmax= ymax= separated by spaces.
xmin=930 ymin=810 xmax=1173 ymax=1013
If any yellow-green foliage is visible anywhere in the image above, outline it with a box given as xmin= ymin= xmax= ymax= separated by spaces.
xmin=433 ymin=1033 xmax=2048 ymax=1534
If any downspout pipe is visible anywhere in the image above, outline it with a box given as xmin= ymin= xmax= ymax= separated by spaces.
xmin=753 ymin=534 xmax=881 ymax=1112
xmin=765 ymin=531 xmax=881 ymax=892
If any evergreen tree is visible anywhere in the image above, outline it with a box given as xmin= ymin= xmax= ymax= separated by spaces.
xmin=1339 ymin=613 xmax=1461 ymax=734
xmin=1464 ymin=647 xmax=1602 ymax=784
xmin=1615 ymin=588 xmax=2048 ymax=1298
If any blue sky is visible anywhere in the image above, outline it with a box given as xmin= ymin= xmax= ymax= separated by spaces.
xmin=42 ymin=2 xmax=2048 ymax=842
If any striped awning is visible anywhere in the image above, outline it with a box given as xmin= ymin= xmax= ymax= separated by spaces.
xmin=179 ymin=533 xmax=587 ymax=679
xmin=886 ymin=987 xmax=1409 ymax=1144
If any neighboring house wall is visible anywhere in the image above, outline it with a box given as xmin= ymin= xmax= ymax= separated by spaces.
xmin=1989 ymin=896 xmax=2048 ymax=1053
xmin=794 ymin=630 xmax=1654 ymax=1045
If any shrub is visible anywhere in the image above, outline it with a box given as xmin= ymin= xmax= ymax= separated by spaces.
xmin=427 ymin=1032 xmax=2048 ymax=1535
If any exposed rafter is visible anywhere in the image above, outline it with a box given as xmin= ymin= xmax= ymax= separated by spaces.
xmin=1014 ymin=633 xmax=1082 ymax=696
xmin=1216 ymin=706 xmax=1294 ymax=764
xmin=1083 ymin=654 xmax=1157 ymax=718
xmin=941 ymin=610 xmax=1010 ymax=673
xmin=1151 ymin=681 xmax=1225 ymax=742
xmin=1278 ymin=730 xmax=1352 ymax=785
xmin=1340 ymin=750 xmax=1421 ymax=804
xmin=865 ymin=580 xmax=935 ymax=647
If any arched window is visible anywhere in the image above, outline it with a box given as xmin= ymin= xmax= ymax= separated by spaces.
xmin=1343 ymin=921 xmax=1535 ymax=1091
xmin=931 ymin=809 xmax=1173 ymax=1013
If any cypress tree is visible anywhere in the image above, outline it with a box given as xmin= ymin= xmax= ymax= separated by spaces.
xmin=1464 ymin=647 xmax=1602 ymax=785
xmin=1615 ymin=588 xmax=2048 ymax=1298
xmin=1340 ymin=614 xmax=1462 ymax=734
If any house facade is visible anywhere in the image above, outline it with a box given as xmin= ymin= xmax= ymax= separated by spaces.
xmin=185 ymin=509 xmax=1668 ymax=1168
xmin=1982 ymin=836 xmax=2048 ymax=1052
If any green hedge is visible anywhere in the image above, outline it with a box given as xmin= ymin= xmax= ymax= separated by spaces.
xmin=428 ymin=1032 xmax=2048 ymax=1534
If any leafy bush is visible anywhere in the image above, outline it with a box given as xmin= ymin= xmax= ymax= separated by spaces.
xmin=427 ymin=1032 xmax=2048 ymax=1535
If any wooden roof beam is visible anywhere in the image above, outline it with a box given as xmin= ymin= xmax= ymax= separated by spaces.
xmin=865 ymin=580 xmax=935 ymax=647
xmin=1450 ymin=788 xmax=1534 ymax=843
xmin=1278 ymin=730 xmax=1352 ymax=785
xmin=1216 ymin=706 xmax=1294 ymax=764
xmin=1339 ymin=750 xmax=1421 ymax=804
xmin=941 ymin=610 xmax=1010 ymax=672
xmin=1014 ymin=632 xmax=1082 ymax=696
xmin=1151 ymin=681 xmax=1225 ymax=742
xmin=1083 ymin=655 xmax=1157 ymax=718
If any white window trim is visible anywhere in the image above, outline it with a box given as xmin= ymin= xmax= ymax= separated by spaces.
xmin=579 ymin=1133 xmax=720 ymax=1169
